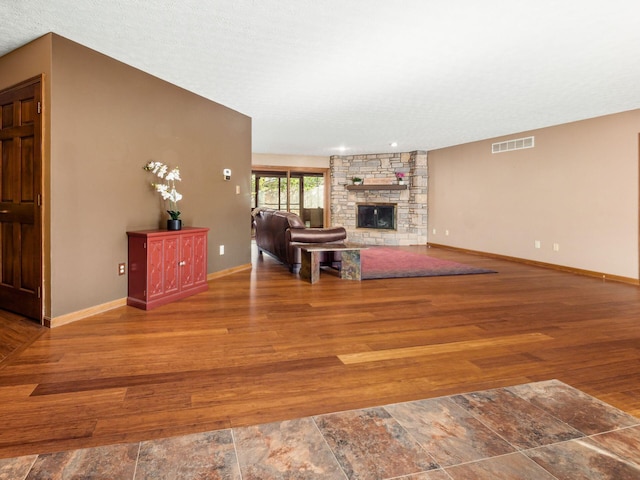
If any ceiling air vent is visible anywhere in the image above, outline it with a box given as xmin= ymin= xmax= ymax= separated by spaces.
xmin=492 ymin=136 xmax=534 ymax=154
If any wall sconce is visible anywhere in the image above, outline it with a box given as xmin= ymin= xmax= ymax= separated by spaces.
xmin=223 ymin=168 xmax=231 ymax=181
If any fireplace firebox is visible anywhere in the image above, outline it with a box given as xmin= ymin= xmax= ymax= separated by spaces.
xmin=357 ymin=203 xmax=396 ymax=230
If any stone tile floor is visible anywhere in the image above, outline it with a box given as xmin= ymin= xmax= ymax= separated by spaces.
xmin=1 ymin=380 xmax=639 ymax=479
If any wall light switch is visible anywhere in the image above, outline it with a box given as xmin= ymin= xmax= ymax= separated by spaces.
xmin=219 ymin=245 xmax=225 ymax=255
xmin=236 ymin=185 xmax=240 ymax=194
xmin=535 ymin=240 xmax=541 ymax=249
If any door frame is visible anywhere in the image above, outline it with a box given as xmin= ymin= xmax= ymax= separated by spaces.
xmin=0 ymin=75 xmax=44 ymax=323
xmin=252 ymin=166 xmax=331 ymax=226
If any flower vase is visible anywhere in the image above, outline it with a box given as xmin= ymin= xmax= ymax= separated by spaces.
xmin=167 ymin=219 xmax=182 ymax=231
xmin=398 ymin=180 xmax=405 ymax=185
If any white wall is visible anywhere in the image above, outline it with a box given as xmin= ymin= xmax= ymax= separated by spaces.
xmin=428 ymin=109 xmax=640 ymax=280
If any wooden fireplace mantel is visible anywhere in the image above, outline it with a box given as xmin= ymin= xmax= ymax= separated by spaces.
xmin=346 ymin=184 xmax=408 ymax=191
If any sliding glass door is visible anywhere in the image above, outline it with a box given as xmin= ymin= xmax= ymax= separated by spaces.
xmin=252 ymin=174 xmax=289 ymax=211
xmin=252 ymin=169 xmax=327 ymax=227
xmin=298 ymin=174 xmax=324 ymax=227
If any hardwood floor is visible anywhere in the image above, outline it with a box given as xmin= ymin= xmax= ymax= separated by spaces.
xmin=0 ymin=245 xmax=638 ymax=460
xmin=0 ymin=310 xmax=44 ymax=364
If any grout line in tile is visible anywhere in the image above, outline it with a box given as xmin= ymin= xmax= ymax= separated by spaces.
xmin=131 ymin=442 xmax=141 ymax=480
xmin=309 ymin=416 xmax=350 ymax=480
xmin=229 ymin=428 xmax=243 ymax=480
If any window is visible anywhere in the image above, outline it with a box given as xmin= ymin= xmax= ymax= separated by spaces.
xmin=252 ymin=168 xmax=328 ymax=227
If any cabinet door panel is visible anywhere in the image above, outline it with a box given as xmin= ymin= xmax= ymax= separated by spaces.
xmin=148 ymin=239 xmax=165 ymax=298
xmin=193 ymin=232 xmax=207 ymax=284
xmin=163 ymin=237 xmax=180 ymax=294
xmin=180 ymin=235 xmax=195 ymax=289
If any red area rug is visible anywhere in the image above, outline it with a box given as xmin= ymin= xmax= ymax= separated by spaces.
xmin=360 ymin=247 xmax=496 ymax=279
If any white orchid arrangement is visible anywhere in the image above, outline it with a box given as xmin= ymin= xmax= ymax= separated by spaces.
xmin=143 ymin=161 xmax=182 ymax=220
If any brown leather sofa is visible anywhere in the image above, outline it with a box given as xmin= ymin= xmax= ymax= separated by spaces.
xmin=252 ymin=208 xmax=347 ymax=273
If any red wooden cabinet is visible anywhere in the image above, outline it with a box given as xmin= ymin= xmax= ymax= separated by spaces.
xmin=127 ymin=227 xmax=209 ymax=310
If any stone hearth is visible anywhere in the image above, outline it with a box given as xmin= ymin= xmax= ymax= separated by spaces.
xmin=331 ymin=151 xmax=427 ymax=245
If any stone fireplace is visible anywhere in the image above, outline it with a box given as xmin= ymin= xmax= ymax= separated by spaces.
xmin=330 ymin=151 xmax=428 ymax=245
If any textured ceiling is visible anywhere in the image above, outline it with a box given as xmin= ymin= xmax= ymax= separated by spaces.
xmin=2 ymin=0 xmax=640 ymax=156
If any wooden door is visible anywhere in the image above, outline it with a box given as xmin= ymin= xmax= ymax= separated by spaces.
xmin=0 ymin=77 xmax=43 ymax=322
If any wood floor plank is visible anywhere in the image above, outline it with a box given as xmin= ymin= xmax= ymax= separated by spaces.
xmin=0 ymin=245 xmax=638 ymax=459
xmin=338 ymin=333 xmax=554 ymax=364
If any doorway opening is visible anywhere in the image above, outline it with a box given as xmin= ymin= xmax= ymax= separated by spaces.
xmin=251 ymin=167 xmax=329 ymax=228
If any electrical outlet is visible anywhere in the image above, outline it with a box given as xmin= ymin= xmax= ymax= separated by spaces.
xmin=553 ymin=243 xmax=560 ymax=251
xmin=118 ymin=262 xmax=126 ymax=275
xmin=535 ymin=240 xmax=541 ymax=249
xmin=445 ymin=229 xmax=449 ymax=236
xmin=432 ymin=228 xmax=436 ymax=235
xmin=219 ymin=245 xmax=224 ymax=255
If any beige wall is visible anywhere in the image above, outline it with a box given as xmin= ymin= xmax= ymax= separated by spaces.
xmin=0 ymin=35 xmax=53 ymax=318
xmin=252 ymin=153 xmax=329 ymax=168
xmin=2 ymin=34 xmax=252 ymax=320
xmin=428 ymin=110 xmax=640 ymax=280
